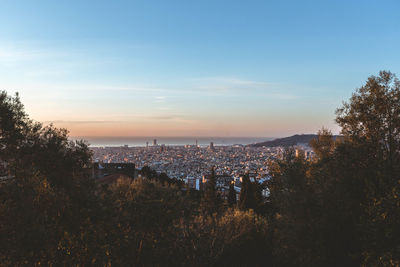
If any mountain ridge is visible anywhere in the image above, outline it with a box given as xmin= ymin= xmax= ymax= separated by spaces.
xmin=249 ymin=134 xmax=341 ymax=147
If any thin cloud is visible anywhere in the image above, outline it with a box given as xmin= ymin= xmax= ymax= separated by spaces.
xmin=0 ymin=45 xmax=67 ymax=63
xmin=270 ymin=93 xmax=299 ymax=100
xmin=182 ymin=77 xmax=298 ymax=99
xmin=154 ymin=96 xmax=167 ymax=103
xmin=150 ymin=115 xmax=174 ymax=120
xmin=188 ymin=77 xmax=272 ymax=92
xmin=44 ymin=120 xmax=119 ymax=124
xmin=0 ymin=47 xmax=40 ymax=62
xmin=3 ymin=82 xmax=165 ymax=93
xmin=24 ymin=69 xmax=69 ymax=78
xmin=44 ymin=114 xmax=195 ymax=124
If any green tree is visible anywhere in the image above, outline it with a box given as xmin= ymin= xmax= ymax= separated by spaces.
xmin=266 ymin=148 xmax=321 ymax=266
xmin=335 ymin=71 xmax=400 ymax=265
xmin=239 ymin=174 xmax=255 ymax=210
xmin=0 ymin=91 xmax=96 ymax=265
xmin=200 ymin=167 xmax=220 ymax=216
xmin=227 ymin=182 xmax=237 ymax=207
xmin=239 ymin=173 xmax=265 ymax=212
xmin=266 ymin=71 xmax=400 ymax=266
xmin=176 ymin=209 xmax=271 ymax=266
xmin=101 ymin=178 xmax=189 ymax=266
xmin=309 ymin=128 xmax=336 ymax=160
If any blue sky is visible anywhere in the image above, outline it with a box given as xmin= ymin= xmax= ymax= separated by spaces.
xmin=0 ymin=0 xmax=399 ymax=137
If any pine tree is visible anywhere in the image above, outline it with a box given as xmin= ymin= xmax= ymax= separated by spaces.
xmin=227 ymin=182 xmax=237 ymax=207
xmin=239 ymin=174 xmax=255 ymax=210
xmin=200 ymin=167 xmax=220 ymax=216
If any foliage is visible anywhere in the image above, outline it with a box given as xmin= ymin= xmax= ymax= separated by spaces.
xmin=239 ymin=174 xmax=264 ymax=213
xmin=139 ymin=165 xmax=183 ymax=186
xmin=176 ymin=209 xmax=271 ymax=266
xmin=0 ymin=91 xmax=96 ymax=265
xmin=335 ymin=71 xmax=400 ymax=266
xmin=267 ymin=71 xmax=400 ymax=266
xmin=227 ymin=182 xmax=237 ymax=207
xmin=96 ymin=178 xmax=190 ymax=266
xmin=200 ymin=167 xmax=221 ymax=216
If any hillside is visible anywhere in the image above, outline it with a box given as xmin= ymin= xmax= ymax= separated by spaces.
xmin=249 ymin=134 xmax=340 ymax=147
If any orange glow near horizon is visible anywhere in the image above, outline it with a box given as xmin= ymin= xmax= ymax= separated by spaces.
xmin=47 ymin=117 xmax=340 ymax=138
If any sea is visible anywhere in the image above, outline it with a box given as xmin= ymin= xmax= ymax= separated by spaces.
xmin=70 ymin=136 xmax=273 ymax=147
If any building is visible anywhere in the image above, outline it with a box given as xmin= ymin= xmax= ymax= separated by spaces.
xmin=92 ymin=162 xmax=136 ymax=184
xmin=160 ymin=144 xmax=166 ymax=152
xmin=209 ymin=141 xmax=214 ymax=151
xmin=186 ymin=176 xmax=201 ymax=190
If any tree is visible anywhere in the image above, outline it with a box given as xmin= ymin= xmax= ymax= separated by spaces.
xmin=0 ymin=91 xmax=95 ymax=265
xmin=0 ymin=92 xmax=29 ymax=158
xmin=266 ymin=148 xmax=322 ymax=266
xmin=239 ymin=174 xmax=256 ymax=210
xmin=176 ymin=209 xmax=271 ymax=266
xmin=227 ymin=182 xmax=237 ymax=207
xmin=200 ymin=167 xmax=220 ymax=216
xmin=139 ymin=165 xmax=183 ymax=186
xmin=309 ymin=128 xmax=336 ymax=160
xmin=102 ymin=178 xmax=189 ymax=266
xmin=336 ymin=70 xmax=400 ymax=172
xmin=335 ymin=71 xmax=400 ymax=265
xmin=266 ymin=71 xmax=400 ymax=266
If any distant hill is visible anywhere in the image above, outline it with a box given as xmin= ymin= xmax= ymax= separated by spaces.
xmin=249 ymin=134 xmax=341 ymax=147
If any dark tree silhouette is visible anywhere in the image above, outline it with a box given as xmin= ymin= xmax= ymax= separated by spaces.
xmin=227 ymin=182 xmax=237 ymax=207
xmin=200 ymin=167 xmax=221 ymax=216
xmin=239 ymin=174 xmax=256 ymax=210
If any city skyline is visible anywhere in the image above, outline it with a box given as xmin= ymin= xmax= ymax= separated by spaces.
xmin=1 ymin=0 xmax=399 ymax=137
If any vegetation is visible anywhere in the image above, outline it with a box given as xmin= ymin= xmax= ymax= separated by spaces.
xmin=0 ymin=70 xmax=399 ymax=266
xmin=267 ymin=71 xmax=400 ymax=266
xmin=200 ymin=167 xmax=222 ymax=216
xmin=227 ymin=182 xmax=237 ymax=207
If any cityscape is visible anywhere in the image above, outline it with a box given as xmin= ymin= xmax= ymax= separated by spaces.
xmin=91 ymin=139 xmax=314 ymax=192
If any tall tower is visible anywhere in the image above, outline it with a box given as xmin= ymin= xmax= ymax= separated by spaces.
xmin=153 ymin=139 xmax=157 ymax=146
xmin=160 ymin=144 xmax=166 ymax=152
xmin=209 ymin=141 xmax=214 ymax=151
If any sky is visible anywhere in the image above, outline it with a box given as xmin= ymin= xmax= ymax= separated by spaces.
xmin=0 ymin=0 xmax=399 ymax=137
